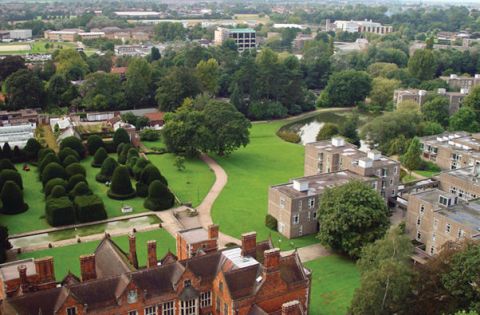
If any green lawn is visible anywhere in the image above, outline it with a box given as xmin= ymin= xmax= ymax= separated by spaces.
xmin=211 ymin=121 xmax=319 ymax=250
xmin=147 ymin=153 xmax=215 ymax=207
xmin=414 ymin=161 xmax=441 ymax=178
xmin=142 ymin=139 xmax=165 ymax=151
xmin=306 ymin=255 xmax=360 ymax=315
xmin=18 ymin=228 xmax=175 ymax=280
xmin=0 ymin=40 xmax=78 ymax=55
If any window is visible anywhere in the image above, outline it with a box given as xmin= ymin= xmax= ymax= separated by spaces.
xmin=162 ymin=301 xmax=174 ymax=315
xmin=129 ymin=311 xmax=138 ymax=315
xmin=430 ymin=246 xmax=435 ymax=255
xmin=458 ymin=229 xmax=465 ymax=239
xmin=180 ymin=299 xmax=197 ymax=315
xmin=420 ymin=204 xmax=425 ymax=214
xmin=298 ymin=200 xmax=302 ymax=210
xmin=313 ymin=211 xmax=317 ymax=219
xmin=372 ymin=182 xmax=377 ymax=190
xmin=184 ymin=279 xmax=191 ymax=287
xmin=216 ymin=297 xmax=221 ymax=312
xmin=219 ymin=281 xmax=223 ymax=292
xmin=293 ymin=214 xmax=300 ymax=224
xmin=432 ymin=233 xmax=436 ymax=241
xmin=66 ymin=308 xmax=76 ymax=315
xmin=416 ymin=217 xmax=421 ymax=226
xmin=446 ymin=223 xmax=451 ymax=233
xmin=200 ymin=291 xmax=212 ymax=308
xmin=381 ymin=168 xmax=388 ymax=177
xmin=394 ymin=166 xmax=398 ymax=174
xmin=224 ymin=303 xmax=228 ymax=315
xmin=145 ymin=306 xmax=156 ymax=315
xmin=280 ymin=197 xmax=285 ymax=209
xmin=416 ymin=231 xmax=422 ymax=241
xmin=308 ymin=198 xmax=315 ymax=209
xmin=127 ymin=290 xmax=138 ymax=304
xmin=439 ymin=196 xmax=450 ymax=206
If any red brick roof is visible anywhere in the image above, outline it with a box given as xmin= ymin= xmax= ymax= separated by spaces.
xmin=143 ymin=112 xmax=165 ymax=121
xmin=110 ymin=67 xmax=127 ymax=75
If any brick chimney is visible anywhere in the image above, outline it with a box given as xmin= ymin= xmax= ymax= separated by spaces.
xmin=147 ymin=240 xmax=157 ymax=268
xmin=79 ymin=254 xmax=96 ymax=281
xmin=208 ymin=224 xmax=219 ymax=239
xmin=264 ymin=248 xmax=281 ymax=273
xmin=128 ymin=232 xmax=138 ymax=269
xmin=17 ymin=265 xmax=28 ymax=292
xmin=34 ymin=256 xmax=55 ymax=283
xmin=241 ymin=232 xmax=257 ymax=257
xmin=282 ymin=300 xmax=302 ymax=315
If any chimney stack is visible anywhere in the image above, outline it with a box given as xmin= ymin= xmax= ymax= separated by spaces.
xmin=79 ymin=254 xmax=96 ymax=281
xmin=147 ymin=240 xmax=157 ymax=268
xmin=282 ymin=300 xmax=303 ymax=315
xmin=34 ymin=256 xmax=55 ymax=283
xmin=128 ymin=232 xmax=139 ymax=269
xmin=208 ymin=224 xmax=219 ymax=240
xmin=264 ymin=248 xmax=281 ymax=273
xmin=241 ymin=232 xmax=257 ymax=257
xmin=17 ymin=265 xmax=28 ymax=292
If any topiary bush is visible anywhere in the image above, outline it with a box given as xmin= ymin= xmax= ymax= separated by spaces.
xmin=0 ymin=181 xmax=28 ymax=214
xmin=96 ymin=157 xmax=118 ymax=183
xmin=132 ymin=158 xmax=150 ymax=180
xmin=265 ymin=214 xmax=278 ymax=231
xmin=144 ymin=180 xmax=175 ymax=211
xmin=41 ymin=162 xmax=66 ymax=185
xmin=2 ymin=143 xmax=12 ymax=160
xmin=91 ymin=147 xmax=108 ymax=168
xmin=65 ymin=163 xmax=86 ymax=178
xmin=107 ymin=165 xmax=136 ymax=200
xmin=38 ymin=148 xmax=55 ymax=163
xmin=113 ymin=128 xmax=130 ymax=150
xmin=60 ymin=136 xmax=85 ymax=159
xmin=74 ymin=194 xmax=107 ymax=223
xmin=118 ymin=143 xmax=133 ymax=165
xmin=45 ymin=196 xmax=75 ymax=226
xmin=44 ymin=178 xmax=67 ymax=196
xmin=50 ymin=185 xmax=66 ymax=198
xmin=66 ymin=174 xmax=87 ymax=191
xmin=24 ymin=138 xmax=42 ymax=161
xmin=135 ymin=182 xmax=149 ymax=197
xmin=0 ymin=159 xmax=16 ymax=172
xmin=62 ymin=154 xmax=79 ymax=167
xmin=70 ymin=182 xmax=92 ymax=198
xmin=12 ymin=146 xmax=25 ymax=163
xmin=0 ymin=169 xmax=22 ymax=190
xmin=140 ymin=164 xmax=168 ymax=187
xmin=86 ymin=135 xmax=105 ymax=156
xmin=58 ymin=147 xmax=80 ymax=162
xmin=116 ymin=143 xmax=125 ymax=156
xmin=38 ymin=153 xmax=60 ymax=176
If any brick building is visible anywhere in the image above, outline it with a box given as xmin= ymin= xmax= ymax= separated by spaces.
xmin=440 ymin=74 xmax=480 ymax=92
xmin=1 ymin=228 xmax=311 ymax=314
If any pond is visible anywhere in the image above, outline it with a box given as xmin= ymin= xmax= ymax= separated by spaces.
xmin=10 ymin=215 xmax=161 ymax=249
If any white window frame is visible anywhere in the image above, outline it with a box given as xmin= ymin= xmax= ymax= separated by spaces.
xmin=145 ymin=306 xmax=157 ymax=315
xmin=308 ymin=198 xmax=315 ymax=209
xmin=416 ymin=231 xmax=421 ymax=241
xmin=180 ymin=299 xmax=198 ymax=315
xmin=280 ymin=197 xmax=286 ymax=209
xmin=446 ymin=223 xmax=451 ymax=234
xmin=416 ymin=217 xmax=421 ymax=226
xmin=200 ymin=291 xmax=212 ymax=308
xmin=293 ymin=214 xmax=300 ymax=224
xmin=313 ymin=211 xmax=317 ymax=219
xmin=128 ymin=311 xmax=138 ymax=315
xmin=420 ymin=204 xmax=425 ymax=215
xmin=66 ymin=307 xmax=77 ymax=315
xmin=162 ymin=301 xmax=175 ymax=315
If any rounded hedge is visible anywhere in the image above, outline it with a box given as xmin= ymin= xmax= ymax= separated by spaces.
xmin=116 ymin=143 xmax=125 ymax=156
xmin=96 ymin=157 xmax=118 ymax=183
xmin=86 ymin=135 xmax=105 ymax=155
xmin=62 ymin=155 xmax=79 ymax=167
xmin=58 ymin=147 xmax=80 ymax=162
xmin=113 ymin=128 xmax=130 ymax=150
xmin=91 ymin=147 xmax=108 ymax=168
xmin=60 ymin=136 xmax=85 ymax=158
xmin=66 ymin=174 xmax=87 ymax=192
xmin=65 ymin=163 xmax=86 ymax=178
xmin=133 ymin=158 xmax=150 ymax=180
xmin=41 ymin=162 xmax=67 ymax=185
xmin=144 ymin=180 xmax=174 ymax=211
xmin=140 ymin=165 xmax=168 ymax=187
xmin=135 ymin=182 xmax=149 ymax=198
xmin=24 ymin=138 xmax=42 ymax=161
xmin=38 ymin=153 xmax=60 ymax=175
xmin=12 ymin=146 xmax=25 ymax=163
xmin=50 ymin=185 xmax=66 ymax=198
xmin=0 ymin=169 xmax=22 ymax=190
xmin=38 ymin=148 xmax=55 ymax=162
xmin=2 ymin=143 xmax=12 ymax=160
xmin=0 ymin=159 xmax=16 ymax=172
xmin=118 ymin=143 xmax=133 ymax=165
xmin=1 ymin=181 xmax=28 ymax=214
xmin=74 ymin=194 xmax=107 ymax=223
xmin=107 ymin=165 xmax=135 ymax=200
xmin=71 ymin=182 xmax=92 ymax=197
xmin=46 ymin=196 xmax=75 ymax=226
xmin=44 ymin=178 xmax=67 ymax=196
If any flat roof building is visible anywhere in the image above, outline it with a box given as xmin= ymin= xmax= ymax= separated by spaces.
xmin=329 ymin=19 xmax=393 ymax=35
xmin=214 ymin=27 xmax=256 ymax=52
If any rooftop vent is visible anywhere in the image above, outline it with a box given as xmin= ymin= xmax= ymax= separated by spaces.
xmin=331 ymin=136 xmax=345 ymax=147
xmin=293 ymin=180 xmax=309 ymax=192
xmin=367 ymin=150 xmax=381 ymax=161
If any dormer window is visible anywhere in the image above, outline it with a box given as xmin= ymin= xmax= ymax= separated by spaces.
xmin=184 ymin=279 xmax=191 ymax=287
xmin=439 ymin=196 xmax=451 ymax=206
xmin=127 ymin=290 xmax=138 ymax=304
xmin=66 ymin=307 xmax=77 ymax=315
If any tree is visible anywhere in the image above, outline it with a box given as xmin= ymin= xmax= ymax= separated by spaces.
xmin=60 ymin=136 xmax=85 ymax=158
xmin=367 ymin=62 xmax=399 ymax=78
xmin=462 ymin=86 xmax=480 ymax=119
xmin=340 ymin=113 xmax=361 ymax=146
xmin=422 ymin=96 xmax=450 ymax=127
xmin=319 ymin=70 xmax=372 ymax=107
xmin=107 ymin=165 xmax=136 ymax=200
xmin=156 ymin=67 xmax=201 ymax=112
xmin=369 ymin=78 xmax=400 ymax=111
xmin=47 ymin=74 xmax=77 ymax=107
xmin=0 ymin=181 xmax=28 ymax=214
xmin=113 ymin=128 xmax=130 ymax=150
xmin=318 ymin=181 xmax=390 ymax=258
xmin=449 ymin=107 xmax=480 ymax=133
xmin=86 ymin=135 xmax=105 ymax=155
xmin=144 ymin=180 xmax=175 ymax=211
xmin=401 ymin=137 xmax=422 ymax=174
xmin=408 ymin=49 xmax=436 ymax=81
xmin=2 ymin=143 xmax=12 ymax=160
xmin=153 ymin=22 xmax=186 ymax=42
xmin=316 ymin=123 xmax=339 ymax=141
xmin=0 ymin=225 xmax=11 ymax=263
xmin=4 ymin=69 xmax=45 ymax=110
xmin=92 ymin=147 xmax=108 ymax=168
xmin=195 ymin=58 xmax=220 ymax=96
xmin=24 ymin=138 xmax=42 ymax=161
xmin=124 ymin=58 xmax=153 ymax=108
xmin=349 ymin=226 xmax=414 ymax=315
xmin=96 ymin=157 xmax=118 ymax=183
xmin=55 ymin=48 xmax=89 ymax=80
xmin=80 ymin=72 xmax=126 ymax=110
xmin=75 ymin=194 xmax=107 ymax=223
xmin=150 ymin=47 xmax=161 ymax=61
xmin=0 ymin=56 xmax=26 ymax=82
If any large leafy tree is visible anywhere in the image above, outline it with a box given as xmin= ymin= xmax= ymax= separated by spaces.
xmin=47 ymin=74 xmax=78 ymax=107
xmin=0 ymin=56 xmax=26 ymax=82
xmin=421 ymin=96 xmax=450 ymax=127
xmin=124 ymin=58 xmax=153 ymax=107
xmin=408 ymin=49 xmax=436 ymax=81
xmin=462 ymin=86 xmax=480 ymax=119
xmin=153 ymin=22 xmax=186 ymax=42
xmin=349 ymin=226 xmax=414 ymax=315
xmin=401 ymin=137 xmax=422 ymax=174
xmin=369 ymin=77 xmax=401 ymax=111
xmin=156 ymin=67 xmax=201 ymax=112
xmin=80 ymin=72 xmax=126 ymax=110
xmin=317 ymin=180 xmax=390 ymax=258
xmin=195 ymin=58 xmax=220 ymax=96
xmin=55 ymin=48 xmax=89 ymax=80
xmin=449 ymin=107 xmax=480 ymax=133
xmin=318 ymin=70 xmax=372 ymax=107
xmin=5 ymin=69 xmax=45 ymax=110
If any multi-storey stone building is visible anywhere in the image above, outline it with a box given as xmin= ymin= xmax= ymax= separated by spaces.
xmin=440 ymin=74 xmax=480 ymax=92
xmin=0 ymin=227 xmax=311 ymax=314
xmin=419 ymin=132 xmax=480 ymax=170
xmin=214 ymin=28 xmax=256 ymax=52
xmin=393 ymin=88 xmax=468 ymax=114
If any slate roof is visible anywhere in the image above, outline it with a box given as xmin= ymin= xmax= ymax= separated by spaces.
xmin=94 ymin=237 xmax=135 ymax=278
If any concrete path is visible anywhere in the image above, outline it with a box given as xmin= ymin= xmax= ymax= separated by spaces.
xmin=283 ymin=243 xmax=331 ymax=262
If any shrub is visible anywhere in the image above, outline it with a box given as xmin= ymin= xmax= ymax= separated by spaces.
xmin=66 ymin=174 xmax=87 ymax=192
xmin=0 ymin=169 xmax=22 ymax=190
xmin=44 ymin=178 xmax=67 ymax=196
xmin=316 ymin=123 xmax=339 ymax=141
xmin=0 ymin=181 xmax=28 ymax=214
xmin=50 ymin=185 xmax=66 ymax=198
xmin=265 ymin=214 xmax=278 ymax=231
xmin=0 ymin=159 xmax=16 ymax=172
xmin=38 ymin=148 xmax=55 ymax=162
xmin=276 ymin=130 xmax=301 ymax=144
xmin=12 ymin=146 xmax=25 ymax=163
xmin=116 ymin=143 xmax=125 ymax=156
xmin=86 ymin=135 xmax=105 ymax=155
xmin=113 ymin=128 xmax=130 ymax=150
xmin=133 ymin=158 xmax=150 ymax=180
xmin=45 ymin=196 xmax=75 ymax=226
xmin=75 ymin=194 xmax=107 ymax=223
xmin=2 ymin=143 xmax=12 ymax=160
xmin=62 ymin=154 xmax=79 ymax=167
xmin=65 ymin=163 xmax=86 ymax=178
xmin=38 ymin=153 xmax=60 ymax=175
xmin=107 ymin=165 xmax=135 ymax=200
xmin=24 ymin=138 xmax=42 ymax=161
xmin=140 ymin=129 xmax=160 ymax=141
xmin=118 ymin=143 xmax=133 ymax=164
xmin=91 ymin=147 xmax=108 ymax=168
xmin=96 ymin=157 xmax=118 ymax=183
xmin=41 ymin=162 xmax=66 ymax=185
xmin=70 ymin=182 xmax=92 ymax=197
xmin=144 ymin=180 xmax=175 ymax=211
xmin=135 ymin=182 xmax=149 ymax=197
xmin=127 ymin=157 xmax=138 ymax=174
xmin=248 ymin=100 xmax=288 ymax=120
xmin=60 ymin=136 xmax=85 ymax=158
xmin=58 ymin=147 xmax=80 ymax=163
xmin=140 ymin=164 xmax=168 ymax=187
